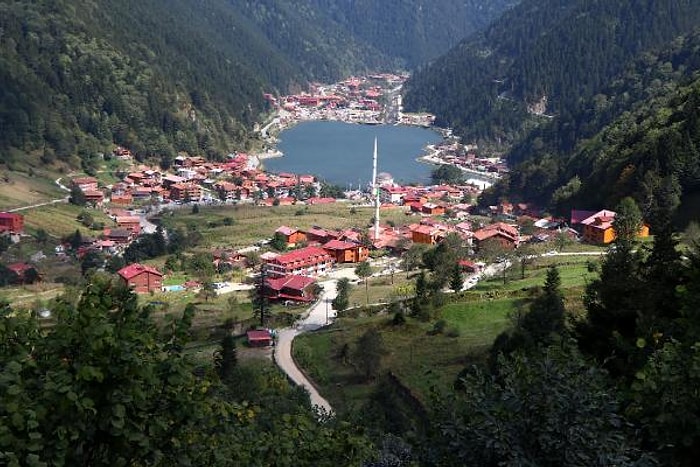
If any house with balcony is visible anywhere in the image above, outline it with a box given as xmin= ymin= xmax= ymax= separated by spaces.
xmin=263 ymin=246 xmax=335 ymax=278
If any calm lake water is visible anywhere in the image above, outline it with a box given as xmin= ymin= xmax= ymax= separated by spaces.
xmin=264 ymin=121 xmax=443 ymax=187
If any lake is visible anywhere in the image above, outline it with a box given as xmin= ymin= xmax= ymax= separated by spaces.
xmin=264 ymin=121 xmax=443 ymax=187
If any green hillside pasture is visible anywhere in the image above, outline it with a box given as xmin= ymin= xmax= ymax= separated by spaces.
xmin=347 ymin=274 xmax=413 ymax=307
xmin=293 ymin=297 xmax=515 ymax=413
xmin=0 ymin=171 xmax=65 ymax=210
xmin=22 ymin=204 xmax=114 ymax=238
xmin=477 ymin=255 xmax=601 ymax=294
xmin=158 ymin=203 xmax=413 ymax=248
xmin=0 ymin=283 xmax=65 ymax=309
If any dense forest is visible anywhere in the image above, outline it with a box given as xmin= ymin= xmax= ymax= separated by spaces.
xmin=0 ymin=0 xmax=514 ymax=169
xmin=481 ymin=29 xmax=700 ymax=216
xmin=403 ymin=0 xmax=700 ymax=150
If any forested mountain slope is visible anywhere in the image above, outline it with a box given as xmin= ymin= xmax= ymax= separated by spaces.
xmin=0 ymin=0 xmax=514 ymax=169
xmin=303 ymin=0 xmax=518 ymax=69
xmin=481 ymin=30 xmax=700 ymax=217
xmin=403 ymin=0 xmax=700 ymax=149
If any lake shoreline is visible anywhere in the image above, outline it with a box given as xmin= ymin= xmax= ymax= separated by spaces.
xmin=262 ymin=121 xmax=443 ymax=186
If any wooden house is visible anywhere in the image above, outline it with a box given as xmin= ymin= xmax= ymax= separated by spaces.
xmin=473 ymin=222 xmax=519 ymax=249
xmin=411 ymin=224 xmax=443 ymax=245
xmin=246 ymin=329 xmax=273 ymax=347
xmin=71 ymin=177 xmax=98 ymax=192
xmin=421 ymin=202 xmax=446 ymax=216
xmin=264 ymin=274 xmax=317 ymax=303
xmin=170 ymin=183 xmax=201 ymax=202
xmin=322 ymin=239 xmax=368 ymax=263
xmin=0 ymin=212 xmax=24 ymax=233
xmin=275 ymin=225 xmax=307 ymax=247
xmin=263 ymin=246 xmax=334 ymax=278
xmin=579 ymin=209 xmax=650 ymax=244
xmin=117 ymin=263 xmax=163 ymax=293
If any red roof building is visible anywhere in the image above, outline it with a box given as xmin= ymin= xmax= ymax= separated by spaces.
xmin=115 ymin=216 xmax=141 ymax=234
xmin=473 ymin=222 xmax=520 ymax=249
xmin=411 ymin=224 xmax=445 ymax=245
xmin=264 ymin=274 xmax=317 ymax=303
xmin=0 ymin=212 xmax=24 ymax=233
xmin=275 ymin=225 xmax=307 ymax=247
xmin=117 ymin=263 xmax=163 ymax=293
xmin=247 ymin=329 xmax=273 ymax=347
xmin=71 ymin=177 xmax=98 ymax=192
xmin=322 ymin=239 xmax=369 ymax=263
xmin=169 ymin=183 xmax=201 ymax=201
xmin=6 ymin=262 xmax=39 ymax=284
xmin=579 ymin=209 xmax=650 ymax=244
xmin=263 ymin=246 xmax=334 ymax=278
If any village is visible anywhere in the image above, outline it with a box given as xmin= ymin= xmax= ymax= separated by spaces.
xmin=0 ymin=73 xmax=650 ymax=349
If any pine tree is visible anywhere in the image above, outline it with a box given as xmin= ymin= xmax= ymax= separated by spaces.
xmin=450 ymin=263 xmax=463 ymax=292
xmin=214 ymin=334 xmax=238 ymax=383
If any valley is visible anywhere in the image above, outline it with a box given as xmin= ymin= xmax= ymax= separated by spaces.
xmin=2 ymin=1 xmax=700 ymax=465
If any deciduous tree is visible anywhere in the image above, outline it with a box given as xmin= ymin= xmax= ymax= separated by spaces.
xmin=355 ymin=261 xmax=373 ymax=305
xmin=353 ymin=328 xmax=385 ymax=381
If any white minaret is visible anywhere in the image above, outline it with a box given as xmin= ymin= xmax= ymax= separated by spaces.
xmin=372 ymin=137 xmax=380 ymax=240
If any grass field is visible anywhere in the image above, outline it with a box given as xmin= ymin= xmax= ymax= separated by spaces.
xmin=293 ymin=254 xmax=601 ymax=414
xmin=347 ymin=273 xmax=413 ymax=307
xmin=293 ymin=293 xmax=516 ymax=413
xmin=158 ymin=203 xmax=416 ymax=248
xmin=22 ymin=203 xmax=115 ymax=238
xmin=0 ymin=170 xmax=65 ymax=210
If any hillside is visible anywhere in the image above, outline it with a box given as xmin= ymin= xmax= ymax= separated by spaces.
xmin=0 ymin=0 xmax=514 ymax=172
xmin=303 ymin=0 xmax=518 ymax=69
xmin=403 ymin=0 xmax=700 ymax=149
xmin=481 ymin=30 xmax=700 ymax=218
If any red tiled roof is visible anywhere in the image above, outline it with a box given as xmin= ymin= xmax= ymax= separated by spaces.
xmin=269 ymin=246 xmax=332 ymax=266
xmin=117 ymin=263 xmax=163 ymax=280
xmin=580 ymin=210 xmax=617 ymax=230
xmin=323 ymin=239 xmax=358 ymax=251
xmin=276 ymin=225 xmax=298 ymax=236
xmin=266 ymin=274 xmax=316 ymax=292
xmin=473 ymin=222 xmax=519 ymax=242
xmin=247 ymin=329 xmax=272 ymax=341
xmin=7 ymin=263 xmax=33 ymax=275
xmin=571 ymin=209 xmax=598 ymax=225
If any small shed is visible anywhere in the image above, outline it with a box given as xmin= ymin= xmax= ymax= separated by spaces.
xmin=247 ymin=329 xmax=273 ymax=347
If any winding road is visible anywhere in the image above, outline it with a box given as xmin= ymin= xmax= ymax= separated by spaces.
xmin=274 ymin=279 xmax=338 ymax=414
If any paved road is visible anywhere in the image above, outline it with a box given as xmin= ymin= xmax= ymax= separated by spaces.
xmin=274 ymin=279 xmax=338 ymax=415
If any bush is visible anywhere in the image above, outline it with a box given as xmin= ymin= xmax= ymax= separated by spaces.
xmin=392 ymin=311 xmax=406 ymax=326
xmin=431 ymin=319 xmax=447 ymax=335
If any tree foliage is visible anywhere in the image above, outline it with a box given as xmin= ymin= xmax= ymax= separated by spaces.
xmin=0 ymin=275 xmax=375 ymax=466
xmin=353 ymin=329 xmax=385 ymax=381
xmin=405 ymin=0 xmax=700 ymax=153
xmin=430 ymin=346 xmax=655 ymax=466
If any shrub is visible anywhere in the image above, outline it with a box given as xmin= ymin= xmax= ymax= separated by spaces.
xmin=431 ymin=320 xmax=447 ymax=335
xmin=392 ymin=311 xmax=406 ymax=326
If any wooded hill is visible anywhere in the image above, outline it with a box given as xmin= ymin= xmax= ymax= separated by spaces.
xmin=403 ymin=0 xmax=700 ymax=149
xmin=481 ymin=29 xmax=700 ymax=217
xmin=0 ymin=0 xmax=514 ymax=169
